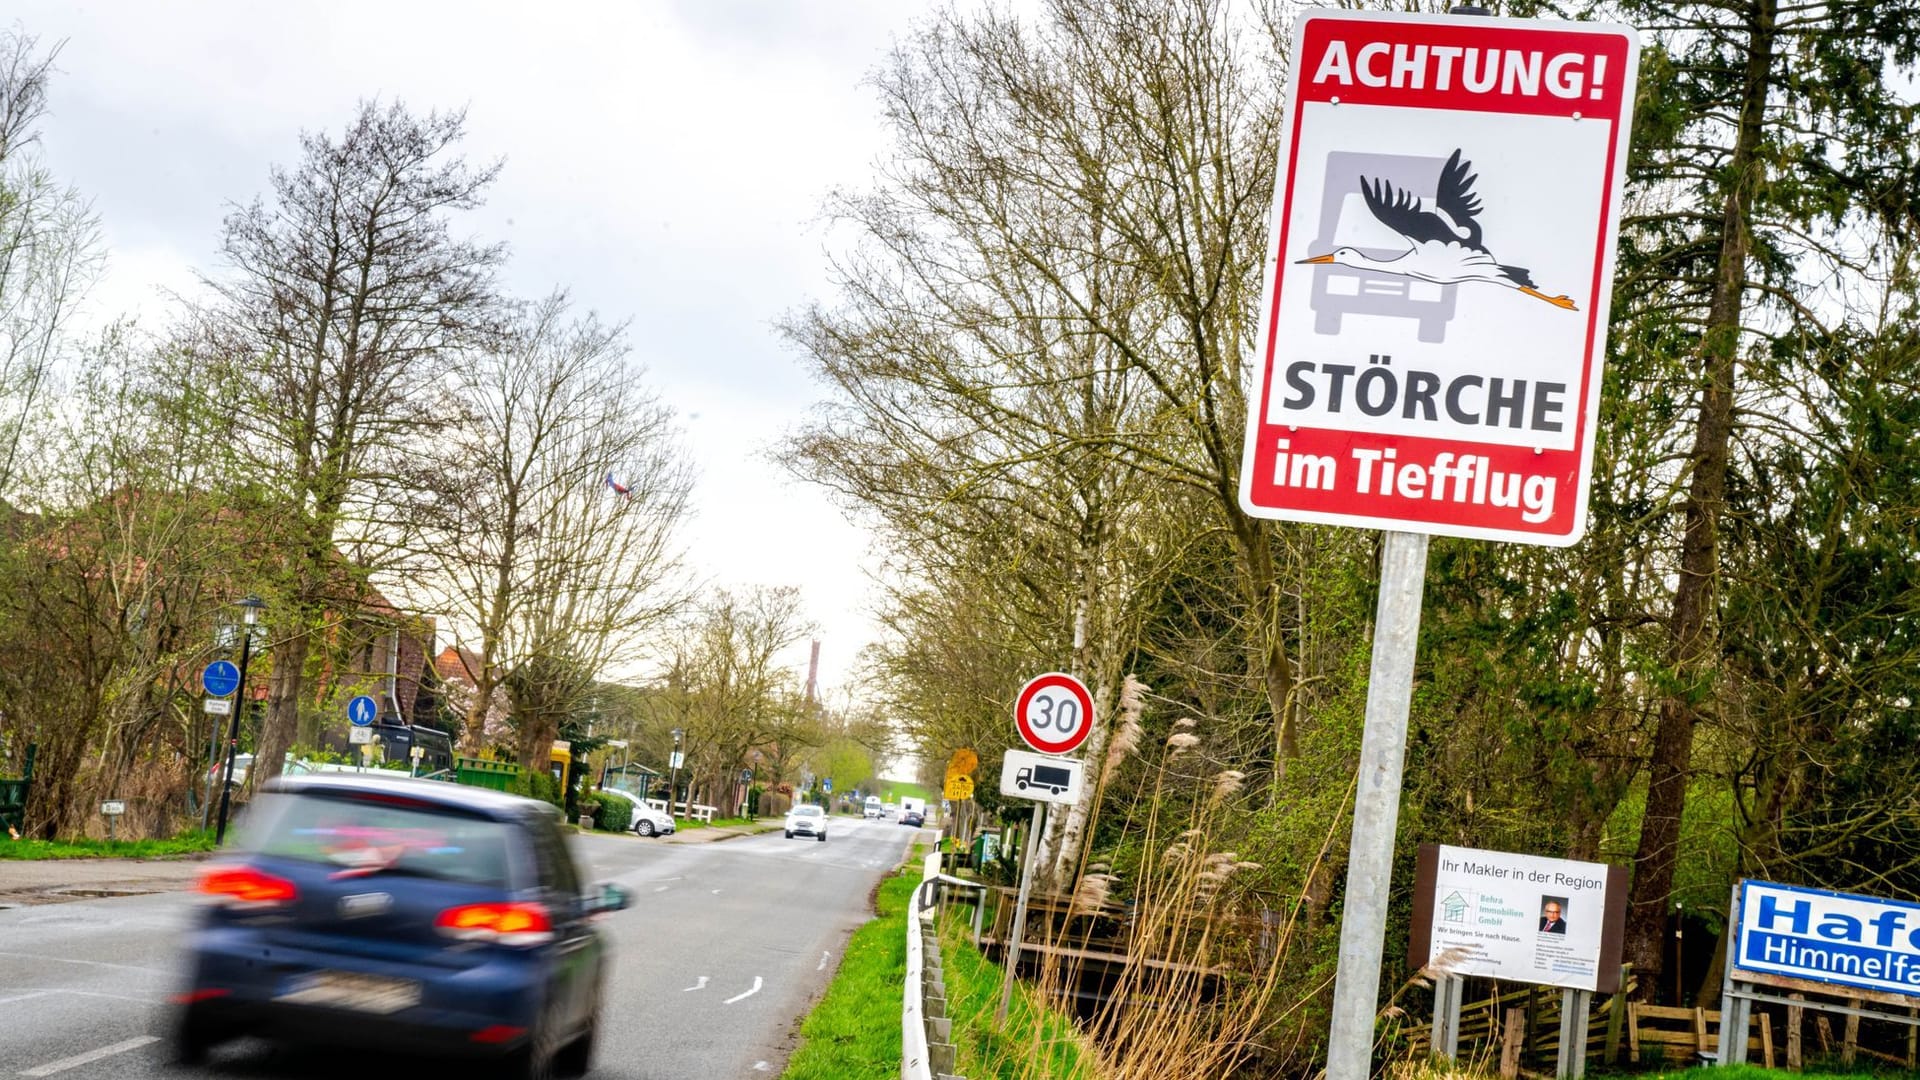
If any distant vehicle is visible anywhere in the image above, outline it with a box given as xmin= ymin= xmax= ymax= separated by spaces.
xmin=209 ymin=753 xmax=255 ymax=788
xmin=597 ymin=788 xmax=676 ymax=837
xmin=900 ymin=809 xmax=925 ymax=828
xmin=863 ymin=796 xmax=884 ymax=819
xmin=170 ymin=773 xmax=628 ymax=1078
xmin=208 ymin=752 xmax=323 ymax=788
xmin=1015 ymin=763 xmax=1072 ymax=796
xmin=882 ymin=802 xmax=897 ymax=820
xmin=899 ymin=796 xmax=926 ymax=823
xmin=785 ymin=804 xmax=828 ymax=842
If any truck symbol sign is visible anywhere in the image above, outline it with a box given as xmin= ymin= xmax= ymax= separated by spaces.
xmin=1016 ymin=764 xmax=1073 ymax=796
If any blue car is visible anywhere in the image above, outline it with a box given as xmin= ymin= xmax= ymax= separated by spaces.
xmin=171 ymin=772 xmax=627 ymax=1077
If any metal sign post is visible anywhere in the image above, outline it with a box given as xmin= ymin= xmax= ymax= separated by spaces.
xmin=100 ymin=799 xmax=126 ymax=842
xmin=996 ymin=802 xmax=1047 ymax=1025
xmin=1325 ymin=530 xmax=1430 ymax=1080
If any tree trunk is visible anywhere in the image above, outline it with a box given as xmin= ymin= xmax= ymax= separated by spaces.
xmin=1623 ymin=0 xmax=1775 ymax=997
xmin=254 ymin=627 xmax=312 ymax=795
xmin=1231 ymin=516 xmax=1296 ymax=785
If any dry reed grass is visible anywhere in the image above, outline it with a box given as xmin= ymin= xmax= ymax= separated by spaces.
xmin=982 ymin=674 xmax=1360 ymax=1079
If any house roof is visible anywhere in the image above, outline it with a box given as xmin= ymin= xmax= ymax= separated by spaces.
xmin=434 ymin=645 xmax=485 ymax=683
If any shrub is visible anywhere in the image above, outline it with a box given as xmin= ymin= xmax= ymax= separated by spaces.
xmin=508 ymin=770 xmax=562 ymax=809
xmin=760 ymin=790 xmax=792 ymax=817
xmin=590 ymin=792 xmax=631 ymax=832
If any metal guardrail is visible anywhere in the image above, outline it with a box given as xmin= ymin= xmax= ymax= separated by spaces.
xmin=904 ymin=835 xmax=988 ymax=1080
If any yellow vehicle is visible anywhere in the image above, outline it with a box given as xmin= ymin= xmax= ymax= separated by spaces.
xmin=549 ymin=740 xmax=572 ymax=791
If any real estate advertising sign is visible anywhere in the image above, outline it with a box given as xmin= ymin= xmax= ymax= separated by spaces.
xmin=1410 ymin=843 xmax=1627 ymax=992
xmin=1733 ymin=880 xmax=1920 ymax=999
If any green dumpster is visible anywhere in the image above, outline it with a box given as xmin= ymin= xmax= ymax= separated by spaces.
xmin=454 ymin=756 xmax=520 ymax=792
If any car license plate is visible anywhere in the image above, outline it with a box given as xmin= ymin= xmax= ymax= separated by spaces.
xmin=277 ymin=971 xmax=420 ymax=1014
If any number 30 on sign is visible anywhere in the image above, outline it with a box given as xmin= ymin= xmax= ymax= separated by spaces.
xmin=1014 ymin=672 xmax=1095 ymax=756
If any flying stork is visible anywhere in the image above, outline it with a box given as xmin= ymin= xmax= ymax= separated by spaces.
xmin=1299 ymin=149 xmax=1578 ymax=311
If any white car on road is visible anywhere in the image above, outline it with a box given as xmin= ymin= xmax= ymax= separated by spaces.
xmin=599 ymin=788 xmax=677 ymax=837
xmin=785 ymin=804 xmax=828 ymax=842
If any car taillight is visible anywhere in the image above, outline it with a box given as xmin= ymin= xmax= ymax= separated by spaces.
xmin=435 ymin=902 xmax=554 ymax=947
xmin=198 ymin=865 xmax=298 ymax=908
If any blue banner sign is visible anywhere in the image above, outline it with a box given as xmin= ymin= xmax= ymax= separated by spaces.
xmin=1736 ymin=880 xmax=1920 ymax=998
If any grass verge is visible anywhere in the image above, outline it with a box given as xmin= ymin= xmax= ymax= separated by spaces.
xmin=1666 ymin=1060 xmax=1889 ymax=1068
xmin=936 ymin=911 xmax=1098 ymax=1079
xmin=1401 ymin=1064 xmax=1885 ymax=1080
xmin=782 ymin=844 xmax=926 ymax=1080
xmin=0 ymin=830 xmax=216 ymax=860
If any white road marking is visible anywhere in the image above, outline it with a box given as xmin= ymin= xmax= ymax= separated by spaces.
xmin=682 ymin=976 xmax=708 ymax=992
xmin=754 ymin=1062 xmax=770 ymax=1071
xmin=2 ymin=988 xmax=159 ymax=1005
xmin=723 ymin=976 xmax=764 ymax=1005
xmin=0 ymin=950 xmax=166 ymax=976
xmin=817 ymin=951 xmax=830 ymax=971
xmin=711 ymin=888 xmax=722 ymax=894
xmin=654 ymin=886 xmax=670 ymax=893
xmin=20 ymin=1035 xmax=159 ymax=1077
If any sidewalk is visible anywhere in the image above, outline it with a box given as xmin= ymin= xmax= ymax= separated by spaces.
xmin=660 ymin=819 xmax=783 ymax=844
xmin=0 ymin=853 xmax=210 ymax=906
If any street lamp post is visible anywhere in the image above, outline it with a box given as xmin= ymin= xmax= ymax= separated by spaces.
xmin=214 ymin=596 xmax=266 ymax=845
xmin=667 ymin=728 xmax=683 ymax=820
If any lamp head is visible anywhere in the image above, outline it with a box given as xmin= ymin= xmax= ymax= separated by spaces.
xmin=235 ymin=595 xmax=267 ymax=626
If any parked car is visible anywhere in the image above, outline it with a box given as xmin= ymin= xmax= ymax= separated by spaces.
xmin=900 ymin=809 xmax=925 ymax=828
xmin=785 ymin=804 xmax=828 ymax=842
xmin=170 ymin=772 xmax=628 ymax=1078
xmin=597 ymin=788 xmax=676 ymax=837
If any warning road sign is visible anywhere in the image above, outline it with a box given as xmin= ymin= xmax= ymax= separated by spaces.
xmin=1238 ymin=10 xmax=1639 ymax=545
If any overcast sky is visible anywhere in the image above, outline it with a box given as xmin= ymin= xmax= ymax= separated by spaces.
xmin=14 ymin=0 xmax=944 ymax=697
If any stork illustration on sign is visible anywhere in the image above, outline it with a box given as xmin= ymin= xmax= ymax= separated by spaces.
xmin=1299 ymin=149 xmax=1577 ymax=311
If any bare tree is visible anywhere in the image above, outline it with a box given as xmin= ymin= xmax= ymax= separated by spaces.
xmin=674 ymin=587 xmax=817 ymax=817
xmin=409 ymin=291 xmax=692 ymax=766
xmin=0 ymin=28 xmax=102 ymax=492
xmin=191 ymin=101 xmax=503 ymax=786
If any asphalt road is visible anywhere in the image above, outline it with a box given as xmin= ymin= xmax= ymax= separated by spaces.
xmin=0 ymin=816 xmax=921 ymax=1079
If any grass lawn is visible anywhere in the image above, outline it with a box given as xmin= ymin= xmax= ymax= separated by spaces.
xmin=674 ymin=815 xmax=767 ymax=831
xmin=0 ymin=830 xmax=216 ymax=860
xmin=782 ymin=845 xmax=925 ymax=1080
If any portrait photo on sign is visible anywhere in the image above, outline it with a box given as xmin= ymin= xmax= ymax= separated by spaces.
xmin=1538 ymin=895 xmax=1569 ymax=934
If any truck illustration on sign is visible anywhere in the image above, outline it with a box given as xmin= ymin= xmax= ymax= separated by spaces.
xmin=1015 ymin=763 xmax=1073 ymax=796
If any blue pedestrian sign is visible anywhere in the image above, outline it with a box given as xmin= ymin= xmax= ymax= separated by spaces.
xmin=202 ymin=661 xmax=241 ymax=698
xmin=822 ymin=778 xmax=833 ymax=794
xmin=347 ymin=695 xmax=379 ymax=727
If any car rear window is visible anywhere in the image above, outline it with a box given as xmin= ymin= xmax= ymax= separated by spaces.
xmin=240 ymin=791 xmax=518 ymax=887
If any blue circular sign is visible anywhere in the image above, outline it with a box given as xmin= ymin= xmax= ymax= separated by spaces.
xmin=347 ymin=695 xmax=380 ymax=727
xmin=202 ymin=660 xmax=241 ymax=698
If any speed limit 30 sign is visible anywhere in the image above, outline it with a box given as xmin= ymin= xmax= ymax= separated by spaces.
xmin=1014 ymin=672 xmax=1094 ymax=756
